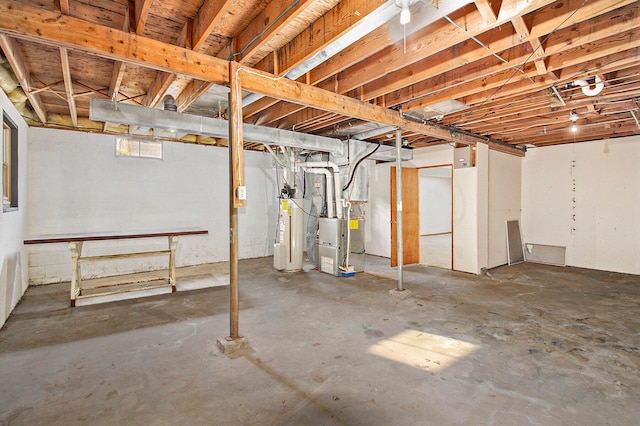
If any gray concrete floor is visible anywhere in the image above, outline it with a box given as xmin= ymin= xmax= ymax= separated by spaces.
xmin=1 ymin=256 xmax=639 ymax=425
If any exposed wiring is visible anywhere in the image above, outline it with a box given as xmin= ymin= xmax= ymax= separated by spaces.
xmin=465 ymin=0 xmax=591 ymax=120
xmin=288 ymin=197 xmax=320 ymax=219
xmin=342 ymin=143 xmax=380 ymax=191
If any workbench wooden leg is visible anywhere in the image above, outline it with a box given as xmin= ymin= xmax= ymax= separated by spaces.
xmin=168 ymin=236 xmax=178 ymax=292
xmin=68 ymin=241 xmax=83 ymax=307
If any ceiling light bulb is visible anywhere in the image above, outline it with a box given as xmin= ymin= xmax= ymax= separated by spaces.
xmin=570 ymin=124 xmax=578 ymax=133
xmin=569 ymin=110 xmax=579 ymax=122
xmin=400 ymin=0 xmax=410 ymax=25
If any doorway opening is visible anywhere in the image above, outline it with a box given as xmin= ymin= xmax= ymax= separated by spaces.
xmin=418 ymin=165 xmax=453 ymax=269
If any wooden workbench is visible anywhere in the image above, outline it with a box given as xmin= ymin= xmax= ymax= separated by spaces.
xmin=24 ymin=228 xmax=208 ymax=306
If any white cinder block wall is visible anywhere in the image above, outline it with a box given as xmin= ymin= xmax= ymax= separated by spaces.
xmin=522 ymin=136 xmax=640 ymax=275
xmin=27 ymin=128 xmax=278 ymax=284
xmin=0 ymin=91 xmax=29 ymax=327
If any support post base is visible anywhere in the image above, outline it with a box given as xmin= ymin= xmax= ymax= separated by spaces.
xmin=388 ymin=288 xmax=412 ymax=299
xmin=217 ymin=336 xmax=250 ymax=357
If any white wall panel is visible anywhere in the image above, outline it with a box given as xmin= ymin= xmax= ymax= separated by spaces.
xmin=488 ymin=150 xmax=521 ymax=268
xmin=0 ymin=90 xmax=29 ymax=326
xmin=453 ymin=167 xmax=478 ymax=273
xmin=522 ymin=136 xmax=640 ymax=274
xmin=365 ymin=161 xmax=392 ymax=258
xmin=419 ymin=173 xmax=451 ymax=235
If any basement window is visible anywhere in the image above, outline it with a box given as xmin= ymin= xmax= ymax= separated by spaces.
xmin=116 ymin=137 xmax=163 ymax=159
xmin=2 ymin=113 xmax=18 ymax=212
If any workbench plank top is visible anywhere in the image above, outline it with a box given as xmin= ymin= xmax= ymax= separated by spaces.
xmin=24 ymin=228 xmax=208 ymax=244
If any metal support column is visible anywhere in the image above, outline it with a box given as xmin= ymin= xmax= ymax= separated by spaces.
xmin=395 ymin=129 xmax=404 ymax=291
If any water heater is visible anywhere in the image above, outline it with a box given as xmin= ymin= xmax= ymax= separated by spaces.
xmin=274 ymin=198 xmax=304 ymax=272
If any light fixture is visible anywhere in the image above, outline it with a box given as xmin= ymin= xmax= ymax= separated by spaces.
xmin=569 ymin=109 xmax=579 ymax=133
xmin=400 ymin=0 xmax=410 ymax=25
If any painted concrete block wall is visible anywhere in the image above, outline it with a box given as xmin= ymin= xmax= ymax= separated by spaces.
xmin=27 ymin=128 xmax=277 ymax=284
xmin=522 ymin=136 xmax=640 ymax=274
xmin=0 ymin=91 xmax=29 ymax=327
xmin=487 ymin=150 xmax=521 ymax=268
xmin=419 ymin=173 xmax=451 ymax=234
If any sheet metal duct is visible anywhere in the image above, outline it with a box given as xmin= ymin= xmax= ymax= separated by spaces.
xmin=90 ymin=99 xmax=412 ymax=161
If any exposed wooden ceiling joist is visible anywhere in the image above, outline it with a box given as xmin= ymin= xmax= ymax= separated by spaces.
xmin=0 ymin=34 xmax=47 ymax=123
xmin=133 ymin=0 xmax=154 ymax=35
xmin=192 ymin=0 xmax=235 ymax=51
xmin=0 ymin=0 xmax=637 ymax=150
xmin=59 ymin=47 xmax=77 ymax=127
xmin=0 ymin=0 xmax=523 ymax=154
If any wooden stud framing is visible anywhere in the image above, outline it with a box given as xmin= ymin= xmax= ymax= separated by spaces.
xmin=60 ymin=47 xmax=78 ymax=127
xmin=0 ymin=34 xmax=47 ymax=123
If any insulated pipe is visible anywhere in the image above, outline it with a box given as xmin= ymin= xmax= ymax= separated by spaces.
xmin=573 ymin=76 xmax=604 ymax=97
xmin=395 ymin=129 xmax=404 ymax=291
xmin=304 ymin=168 xmax=335 ymax=218
xmin=302 ymin=161 xmax=343 ymax=219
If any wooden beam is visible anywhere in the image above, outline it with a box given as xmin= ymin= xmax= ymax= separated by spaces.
xmin=108 ymin=62 xmax=126 ymax=102
xmin=133 ymin=0 xmax=153 ymax=35
xmin=54 ymin=0 xmax=69 ymax=15
xmin=236 ymin=66 xmax=524 ymax=155
xmin=376 ymin=2 xmax=640 ymax=110
xmin=29 ymin=80 xmax=63 ymax=95
xmin=175 ymin=43 xmax=231 ymax=112
xmin=59 ymin=47 xmax=78 ymax=126
xmin=235 ymin=0 xmax=318 ymax=64
xmin=177 ymin=19 xmax=193 ymax=51
xmin=403 ymin=33 xmax=635 ymax=112
xmin=338 ymin=0 xmax=629 ymax=102
xmin=510 ymin=15 xmax=530 ymax=41
xmin=0 ymin=34 xmax=47 ymax=123
xmin=55 ymin=0 xmax=76 ymax=126
xmin=372 ymin=0 xmax=636 ymax=103
xmin=474 ymin=0 xmax=501 ymax=23
xmin=176 ymin=80 xmax=213 ymax=112
xmin=228 ymin=61 xmax=244 ymax=341
xmin=240 ymin=0 xmax=389 ymax=118
xmin=0 ymin=1 xmax=230 ymax=84
xmin=143 ymin=72 xmax=175 ymax=107
xmin=107 ymin=4 xmax=131 ymax=103
xmin=461 ymin=48 xmax=640 ymax=109
xmin=0 ymin=0 xmax=522 ymax=155
xmin=192 ymin=0 xmax=235 ymax=52
xmin=258 ymin=0 xmax=639 ymax=128
xmin=229 ymin=61 xmax=245 ymax=209
xmin=142 ymin=21 xmax=193 ymax=108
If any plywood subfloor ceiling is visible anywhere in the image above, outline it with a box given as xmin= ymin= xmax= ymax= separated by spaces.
xmin=0 ymin=0 xmax=639 ymax=153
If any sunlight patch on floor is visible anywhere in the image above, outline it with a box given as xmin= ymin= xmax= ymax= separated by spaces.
xmin=368 ymin=330 xmax=478 ymax=371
